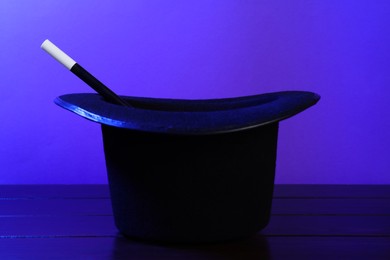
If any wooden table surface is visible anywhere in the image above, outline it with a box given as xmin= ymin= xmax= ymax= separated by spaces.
xmin=1 ymin=185 xmax=389 ymax=259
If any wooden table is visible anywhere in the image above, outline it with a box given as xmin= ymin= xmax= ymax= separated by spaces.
xmin=1 ymin=185 xmax=389 ymax=259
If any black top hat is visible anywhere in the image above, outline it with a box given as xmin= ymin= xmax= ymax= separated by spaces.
xmin=54 ymin=91 xmax=320 ymax=243
xmin=55 ymin=91 xmax=319 ymax=134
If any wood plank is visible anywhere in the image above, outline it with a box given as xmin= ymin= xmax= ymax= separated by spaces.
xmin=274 ymin=185 xmax=390 ymax=198
xmin=0 ymin=236 xmax=389 ymax=259
xmin=2 ymin=185 xmax=390 ymax=199
xmin=0 ymin=198 xmax=113 ymax=216
xmin=271 ymin=198 xmax=390 ymax=215
xmin=0 ymin=237 xmax=118 ymax=260
xmin=1 ymin=215 xmax=389 ymax=237
xmin=0 ymin=216 xmax=117 ymax=237
xmin=2 ymin=197 xmax=389 ymax=216
xmin=263 ymin=215 xmax=390 ymax=236
xmin=266 ymin=236 xmax=390 ymax=260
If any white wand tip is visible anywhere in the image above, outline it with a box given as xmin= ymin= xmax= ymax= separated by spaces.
xmin=41 ymin=39 xmax=76 ymax=70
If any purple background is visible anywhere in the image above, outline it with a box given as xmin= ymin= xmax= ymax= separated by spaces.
xmin=1 ymin=1 xmax=389 ymax=184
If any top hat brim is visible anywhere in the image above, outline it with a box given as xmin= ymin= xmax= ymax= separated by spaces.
xmin=55 ymin=91 xmax=320 ymax=135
